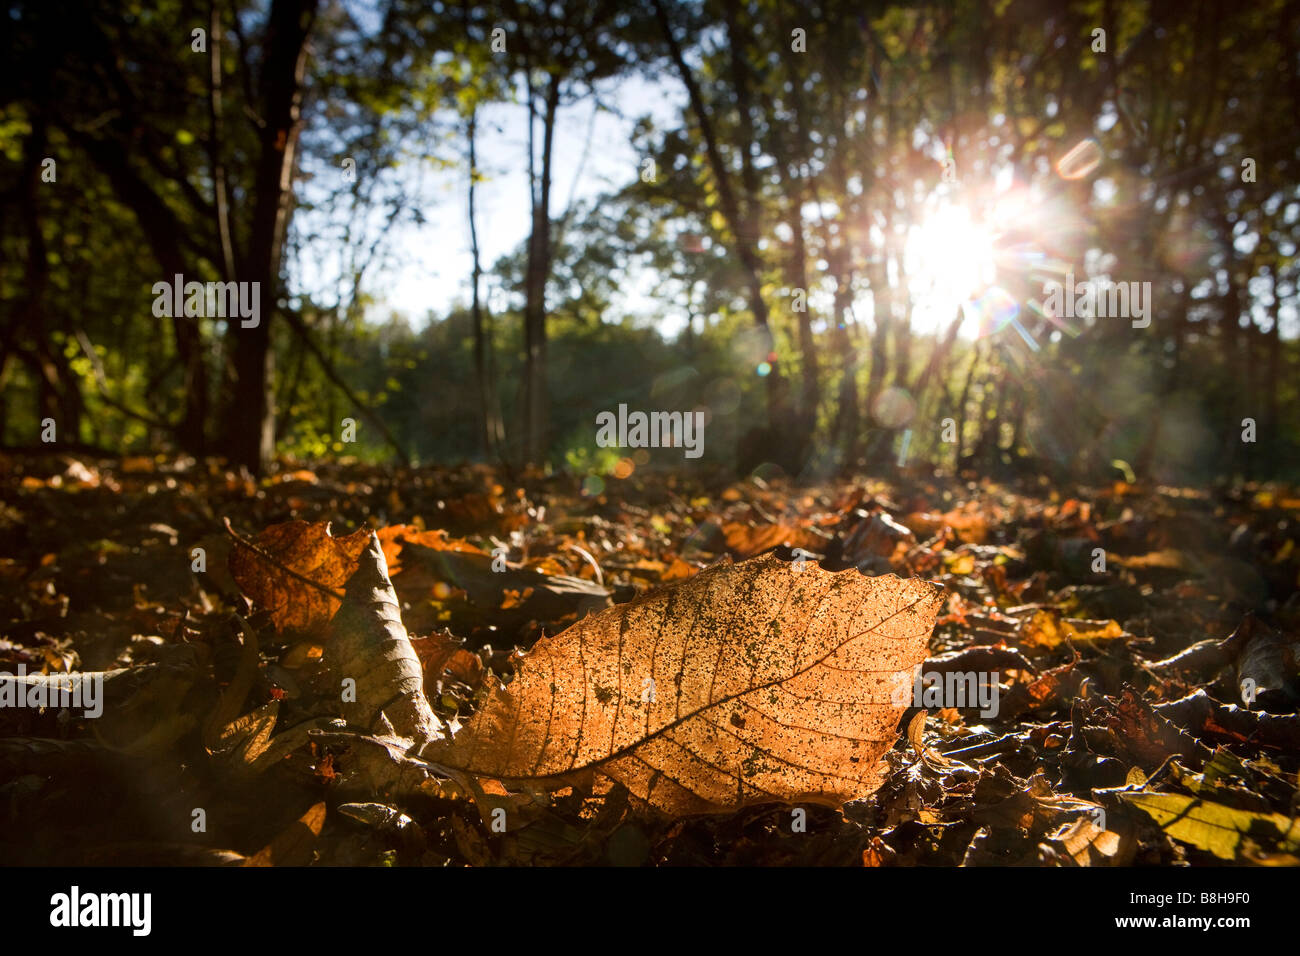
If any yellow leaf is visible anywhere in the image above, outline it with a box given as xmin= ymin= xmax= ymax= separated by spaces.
xmin=1122 ymin=792 xmax=1300 ymax=860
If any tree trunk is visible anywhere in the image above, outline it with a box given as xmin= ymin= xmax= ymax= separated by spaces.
xmin=521 ymin=74 xmax=560 ymax=465
xmin=221 ymin=0 xmax=318 ymax=474
xmin=467 ymin=107 xmax=503 ymax=459
xmin=1266 ymin=278 xmax=1281 ymax=474
xmin=831 ymin=277 xmax=861 ymax=470
xmin=651 ymin=0 xmax=793 ymax=459
xmin=788 ymin=186 xmax=821 ymax=425
xmin=208 ymin=0 xmax=238 ymax=285
xmin=863 ymin=261 xmax=892 ymax=464
xmin=954 ymin=344 xmax=980 ymax=470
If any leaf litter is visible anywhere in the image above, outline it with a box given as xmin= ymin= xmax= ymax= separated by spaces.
xmin=1 ymin=455 xmax=1298 ymax=866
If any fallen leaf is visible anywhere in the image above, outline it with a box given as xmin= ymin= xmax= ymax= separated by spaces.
xmin=209 ymin=700 xmax=280 ymax=768
xmin=1226 ymin=615 xmax=1300 ymax=712
xmin=1020 ymin=610 xmax=1128 ymax=651
xmin=326 ymin=533 xmax=441 ymax=742
xmin=721 ymin=521 xmax=828 ymax=559
xmin=906 ymin=710 xmax=927 ymax=752
xmin=423 ymin=553 xmax=943 ymax=815
xmin=242 ymin=802 xmax=328 ymax=867
xmin=1121 ymin=792 xmax=1300 ymax=860
xmin=338 ymin=802 xmax=416 ymax=833
xmin=410 ymin=629 xmax=483 ymax=688
xmin=661 ymin=558 xmax=697 ymax=582
xmin=861 ymin=836 xmax=897 ymax=866
xmin=280 ymin=640 xmax=324 ymax=669
xmin=393 ymin=539 xmax=610 ymax=636
xmin=376 ymin=525 xmax=484 ymax=577
xmin=1044 ymin=816 xmax=1126 ymax=866
xmin=227 ymin=520 xmax=369 ymax=635
xmin=1113 ymin=549 xmax=1185 ymax=570
xmin=842 ymin=511 xmax=915 ymax=564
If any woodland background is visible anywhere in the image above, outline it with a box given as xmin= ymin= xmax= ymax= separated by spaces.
xmin=1 ymin=0 xmax=1297 ymax=482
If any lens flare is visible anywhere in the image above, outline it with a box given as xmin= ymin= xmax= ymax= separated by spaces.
xmin=1056 ymin=139 xmax=1102 ymax=180
xmin=871 ymin=387 xmax=918 ymax=428
xmin=964 ymin=285 xmax=1020 ymax=338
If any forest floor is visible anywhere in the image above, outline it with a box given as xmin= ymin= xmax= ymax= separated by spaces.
xmin=1 ymin=453 xmax=1298 ymax=866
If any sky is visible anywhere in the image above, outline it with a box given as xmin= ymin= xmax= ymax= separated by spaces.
xmin=296 ymin=70 xmax=687 ymax=331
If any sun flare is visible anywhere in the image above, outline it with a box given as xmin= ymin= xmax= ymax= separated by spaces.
xmin=903 ymin=202 xmax=998 ymax=332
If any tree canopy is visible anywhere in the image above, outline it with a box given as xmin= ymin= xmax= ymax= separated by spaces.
xmin=2 ymin=0 xmax=1297 ymax=483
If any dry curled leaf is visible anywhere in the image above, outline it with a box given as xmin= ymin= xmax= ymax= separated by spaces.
xmin=326 ymin=533 xmax=441 ymax=743
xmin=423 ymin=553 xmax=943 ymax=815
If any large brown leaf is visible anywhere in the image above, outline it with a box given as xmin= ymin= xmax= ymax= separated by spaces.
xmin=423 ymin=553 xmax=943 ymax=815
